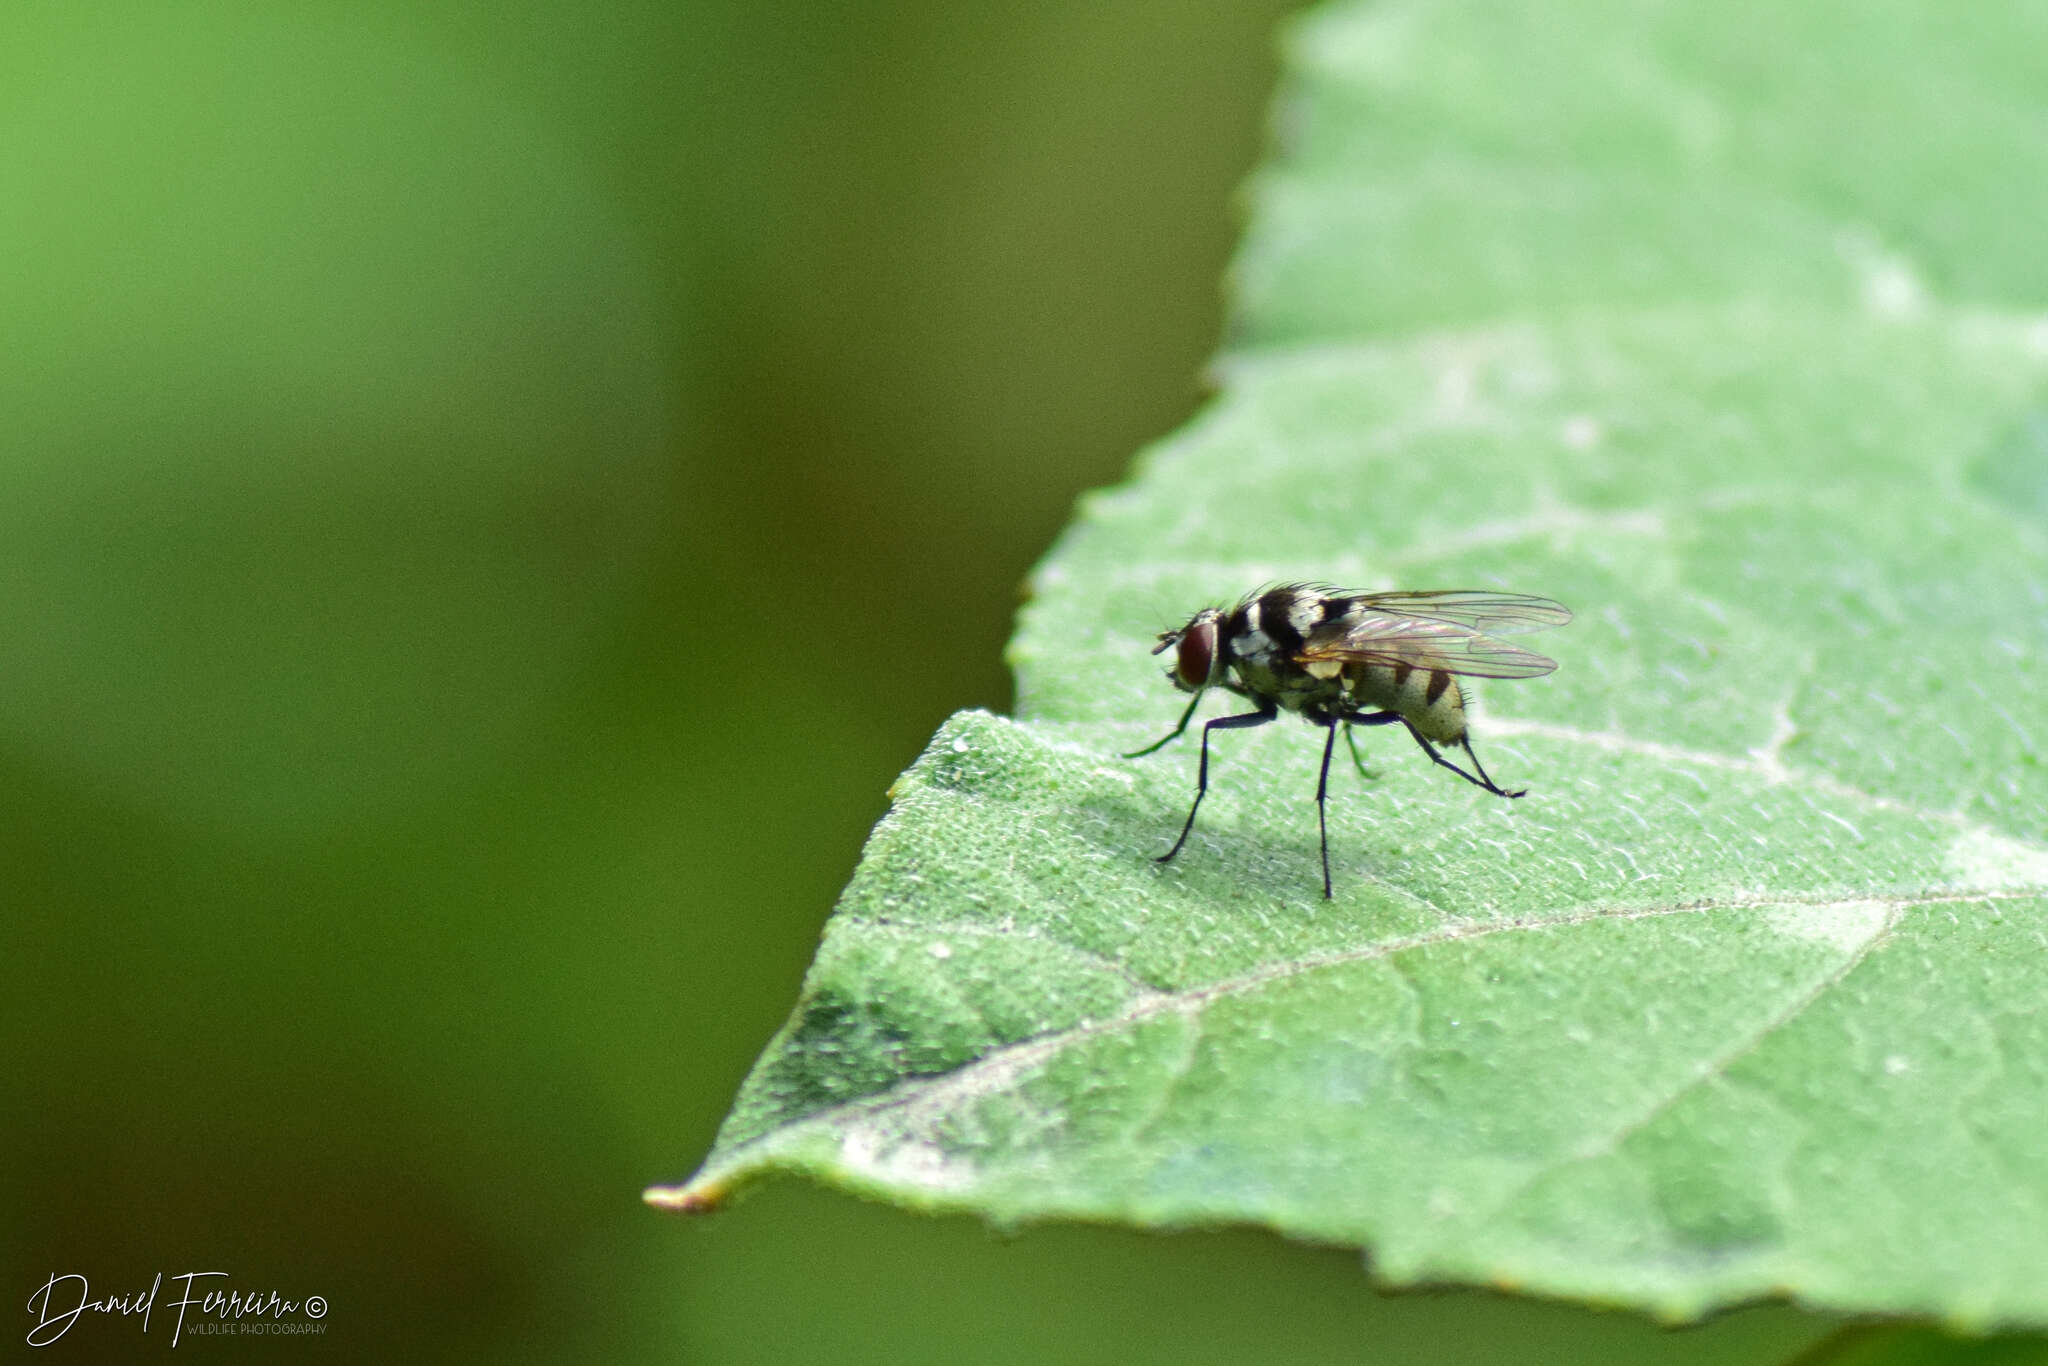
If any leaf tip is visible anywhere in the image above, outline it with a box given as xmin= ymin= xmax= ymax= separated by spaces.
xmin=641 ymin=1175 xmax=733 ymax=1215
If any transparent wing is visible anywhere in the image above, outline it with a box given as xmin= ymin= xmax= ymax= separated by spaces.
xmin=1296 ymin=595 xmax=1568 ymax=679
xmin=1347 ymin=590 xmax=1572 ymax=635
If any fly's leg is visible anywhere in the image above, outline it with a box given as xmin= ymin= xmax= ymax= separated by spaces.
xmin=1342 ymin=724 xmax=1374 ymax=782
xmin=1125 ymin=688 xmax=1206 ymax=759
xmin=1314 ymin=722 xmax=1341 ymax=898
xmin=1341 ymin=710 xmax=1401 ymax=784
xmin=1402 ymin=723 xmax=1527 ymax=798
xmin=1155 ymin=704 xmax=1276 ymax=864
xmin=1318 ymin=710 xmax=1403 ymax=897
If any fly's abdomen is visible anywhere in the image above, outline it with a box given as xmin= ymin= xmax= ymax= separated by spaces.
xmin=1348 ymin=662 xmax=1467 ymax=742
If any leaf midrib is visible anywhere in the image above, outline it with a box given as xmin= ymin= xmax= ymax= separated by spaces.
xmin=671 ymin=881 xmax=2044 ymax=1208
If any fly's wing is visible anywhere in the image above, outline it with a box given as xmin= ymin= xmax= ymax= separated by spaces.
xmin=1348 ymin=590 xmax=1572 ymax=636
xmin=1296 ymin=597 xmax=1565 ymax=679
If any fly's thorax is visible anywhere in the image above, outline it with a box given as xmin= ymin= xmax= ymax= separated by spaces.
xmin=1224 ymin=587 xmax=1349 ymax=712
xmin=1224 ymin=585 xmax=1330 ymax=672
xmin=1227 ymin=655 xmax=1346 ymax=713
xmin=1347 ymin=661 xmax=1468 ymax=741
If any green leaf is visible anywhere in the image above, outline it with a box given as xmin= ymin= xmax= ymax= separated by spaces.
xmin=654 ymin=0 xmax=2048 ymax=1331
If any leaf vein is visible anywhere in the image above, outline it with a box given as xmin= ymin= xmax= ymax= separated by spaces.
xmin=1431 ymin=899 xmax=1904 ymax=1259
xmin=1485 ymin=716 xmax=2033 ymax=843
xmin=669 ymin=886 xmax=2045 ymax=1204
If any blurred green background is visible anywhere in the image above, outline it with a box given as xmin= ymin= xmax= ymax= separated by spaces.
xmin=1 ymin=3 xmax=1843 ymax=1362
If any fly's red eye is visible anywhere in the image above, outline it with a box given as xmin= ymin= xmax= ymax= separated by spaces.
xmin=1175 ymin=619 xmax=1217 ymax=689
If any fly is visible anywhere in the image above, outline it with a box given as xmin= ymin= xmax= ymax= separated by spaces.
xmin=1126 ymin=584 xmax=1572 ymax=898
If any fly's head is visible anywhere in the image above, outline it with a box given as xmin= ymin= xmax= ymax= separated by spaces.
xmin=1152 ymin=608 xmax=1226 ymax=694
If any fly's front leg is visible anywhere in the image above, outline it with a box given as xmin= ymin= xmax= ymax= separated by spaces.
xmin=1125 ymin=688 xmax=1206 ymax=759
xmin=1403 ymin=723 xmax=1526 ymax=798
xmin=1156 ymin=703 xmax=1276 ymax=864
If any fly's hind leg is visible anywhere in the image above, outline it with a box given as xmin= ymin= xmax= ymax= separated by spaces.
xmin=1402 ymin=723 xmax=1527 ymax=799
